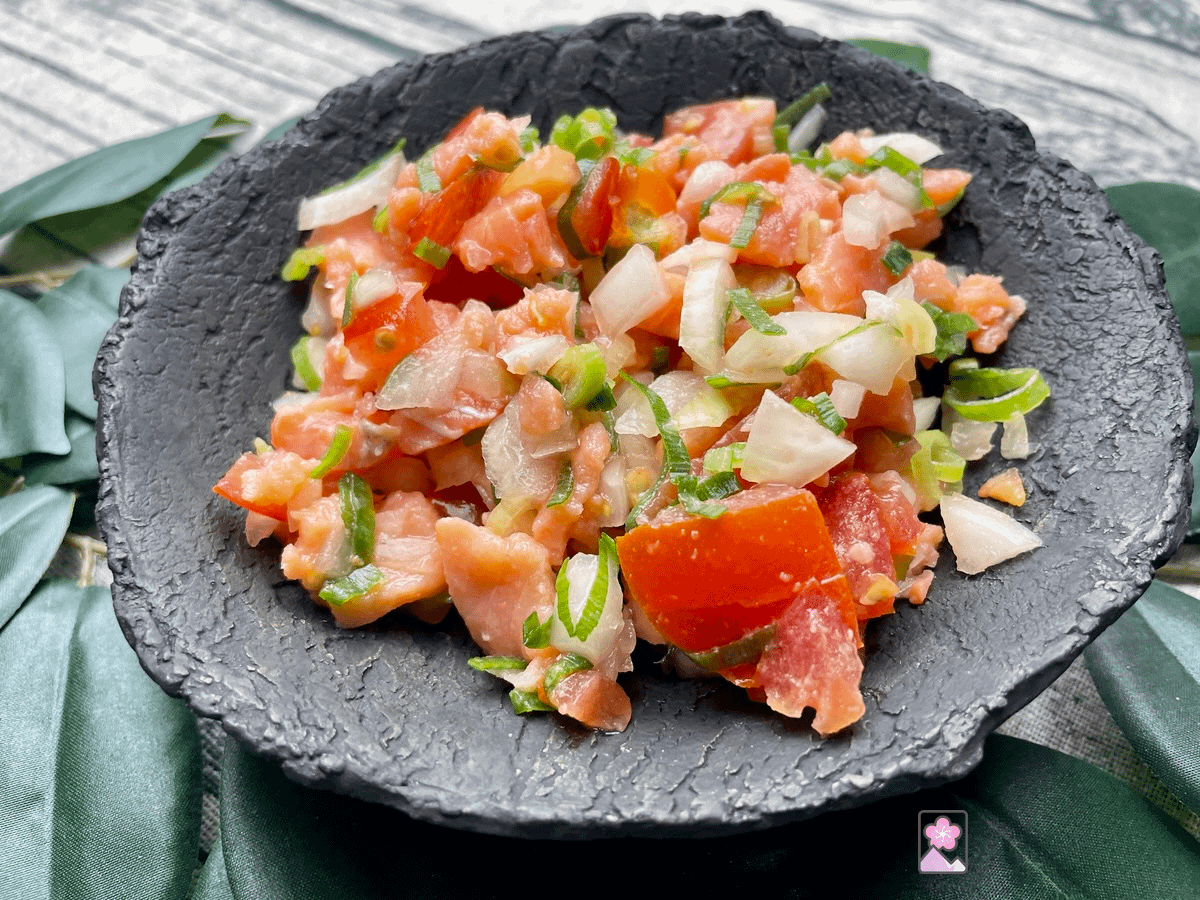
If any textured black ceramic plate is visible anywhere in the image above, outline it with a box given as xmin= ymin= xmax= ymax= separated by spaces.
xmin=96 ymin=12 xmax=1192 ymax=838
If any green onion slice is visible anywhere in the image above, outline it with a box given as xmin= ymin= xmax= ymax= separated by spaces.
xmin=371 ymin=205 xmax=389 ymax=234
xmin=338 ymin=472 xmax=375 ymax=565
xmin=416 ymin=148 xmax=442 ymax=193
xmin=772 ymin=122 xmax=791 ymax=153
xmin=774 ymin=82 xmax=833 ymax=129
xmin=908 ymin=429 xmax=966 ymax=508
xmin=921 ymin=302 xmax=977 ymax=362
xmin=729 ymin=198 xmax=764 ymax=249
xmin=727 ymin=287 xmax=785 ymax=335
xmin=695 ymin=470 xmax=741 ymax=502
xmin=944 ymin=362 xmax=1051 ymax=422
xmin=546 ymin=459 xmax=575 ymax=508
xmin=784 ymin=320 xmax=885 ymax=375
xmin=468 ymin=655 xmax=528 ymax=672
xmin=863 ymin=146 xmax=933 ymax=207
xmin=413 ymin=236 xmax=452 ymax=269
xmin=702 ymin=442 xmax=746 ymax=474
xmin=683 ymin=623 xmax=777 ymax=672
xmin=290 ymin=336 xmax=322 ymax=392
xmin=509 ymin=688 xmax=554 ymax=714
xmin=318 ymin=564 xmax=383 ymax=607
xmin=340 ymin=271 xmax=359 ymax=328
xmin=281 ymin=246 xmax=325 ymax=282
xmin=548 ymin=343 xmax=608 ymax=409
xmin=555 ymin=534 xmax=617 ymax=641
xmin=549 ymin=107 xmax=617 ymax=161
xmin=791 ymin=392 xmax=847 ymax=434
xmin=698 ymin=181 xmax=777 ymax=221
xmin=881 ymin=240 xmax=913 ymax=276
xmin=619 ymin=375 xmax=690 ymax=482
xmin=308 ymin=424 xmax=353 ymax=478
xmin=542 ymin=652 xmax=594 ymax=695
xmin=518 ymin=125 xmax=540 ymax=154
xmin=522 ymin=611 xmax=552 ymax=649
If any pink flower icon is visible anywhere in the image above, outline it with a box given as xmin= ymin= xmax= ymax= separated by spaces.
xmin=925 ymin=816 xmax=961 ymax=851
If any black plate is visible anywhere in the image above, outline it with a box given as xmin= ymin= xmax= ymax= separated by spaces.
xmin=95 ymin=12 xmax=1193 ymax=838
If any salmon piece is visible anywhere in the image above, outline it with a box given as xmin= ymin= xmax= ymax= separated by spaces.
xmin=827 ymin=131 xmax=869 ymax=164
xmin=979 ymin=467 xmax=1027 ymax=506
xmin=548 ymin=669 xmax=632 ymax=733
xmin=431 ymin=110 xmax=523 ymax=186
xmin=435 ymin=517 xmax=556 ymax=658
xmin=214 ymin=449 xmax=319 ymax=521
xmin=516 ymin=374 xmax=568 ymax=436
xmin=755 ymin=578 xmax=866 ymax=736
xmin=798 ymin=232 xmax=892 ymax=315
xmin=271 ymin=390 xmax=402 ymax=473
xmin=455 ymin=188 xmax=570 ymax=276
xmin=909 ymin=257 xmax=957 ymax=307
xmin=953 ymin=274 xmax=1027 ymax=354
xmin=813 ymin=473 xmax=899 ymax=620
xmin=530 ymin=422 xmax=610 ymax=564
xmin=494 ymin=283 xmax=578 ymax=350
xmin=662 ymin=98 xmax=776 ymax=166
xmin=281 ymin=495 xmax=348 ymax=593
xmin=330 ymin=491 xmax=446 ymax=628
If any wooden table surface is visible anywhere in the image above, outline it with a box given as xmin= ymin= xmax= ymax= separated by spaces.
xmin=3 ymin=0 xmax=1197 ymax=839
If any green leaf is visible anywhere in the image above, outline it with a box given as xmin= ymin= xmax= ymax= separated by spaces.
xmin=34 ymin=266 xmax=126 ymax=420
xmin=0 ymin=485 xmax=74 ymax=629
xmin=0 ymin=581 xmax=201 ymax=899
xmin=0 ymin=113 xmax=241 ymax=238
xmin=22 ymin=413 xmax=98 ymax=486
xmin=848 ymin=38 xmax=931 ymax=74
xmin=213 ymin=733 xmax=1198 ymax=897
xmin=0 ymin=290 xmax=70 ymax=457
xmin=191 ymin=835 xmax=236 ymax=900
xmin=1086 ymin=580 xmax=1200 ymax=815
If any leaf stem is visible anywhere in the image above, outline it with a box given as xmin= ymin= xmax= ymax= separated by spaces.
xmin=65 ymin=533 xmax=107 ymax=588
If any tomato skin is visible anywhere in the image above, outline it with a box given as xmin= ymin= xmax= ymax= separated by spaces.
xmin=615 ymin=484 xmax=853 ymax=652
xmin=559 ymin=156 xmax=619 ymax=258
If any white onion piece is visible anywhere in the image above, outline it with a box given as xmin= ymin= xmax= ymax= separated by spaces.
xmin=871 ymin=166 xmax=922 ymax=212
xmin=912 ymin=396 xmax=941 ymax=432
xmin=829 ymin=379 xmax=866 ymax=419
xmin=659 ymin=236 xmax=737 ymax=274
xmin=678 ymin=256 xmax=737 ymax=373
xmin=723 ymin=310 xmax=860 ymax=383
xmin=940 ymin=492 xmax=1042 ymax=575
xmin=297 ymin=149 xmax=406 ymax=231
xmin=740 ymin=391 xmax=855 ymax=487
xmin=271 ymin=391 xmax=314 ymax=413
xmin=863 ymin=278 xmax=936 ymax=356
xmin=596 ymin=332 xmax=636 ymax=373
xmin=841 ymin=192 xmax=915 ymax=250
xmin=595 ymin=455 xmax=630 ymax=528
xmin=376 ymin=333 xmax=465 ymax=411
xmin=817 ymin=322 xmax=911 ymax=395
xmin=950 ymin=418 xmax=997 ymax=461
xmin=589 ymin=243 xmax=669 ymax=337
xmin=787 ymin=103 xmax=826 ymax=153
xmin=350 ymin=267 xmax=396 ymax=312
xmin=1001 ymin=411 xmax=1038 ymax=459
xmin=614 ymin=371 xmax=731 ymax=436
xmin=858 ymin=132 xmax=943 ymax=165
xmin=497 ymin=334 xmax=570 ymax=375
xmin=525 ymin=418 xmax=578 ymax=460
xmin=301 ymin=282 xmax=336 ymax=337
xmin=549 ymin=548 xmax=625 ymax=665
xmin=481 ymin=401 xmax=559 ymax=501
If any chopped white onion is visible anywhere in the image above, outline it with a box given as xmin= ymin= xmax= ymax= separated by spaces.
xmin=858 ymin=132 xmax=943 ymax=165
xmin=497 ymin=334 xmax=570 ymax=375
xmin=595 ymin=455 xmax=630 ymax=528
xmin=350 ymin=267 xmax=396 ymax=311
xmin=480 ymin=401 xmax=559 ymax=501
xmin=816 ymin=322 xmax=911 ymax=395
xmin=297 ymin=149 xmax=406 ymax=231
xmin=912 ymin=396 xmax=941 ymax=432
xmin=1001 ymin=411 xmax=1038 ymax=459
xmin=589 ymin=243 xmax=669 ymax=337
xmin=950 ymin=418 xmax=997 ymax=461
xmin=723 ymin=310 xmax=860 ymax=383
xmin=788 ymin=103 xmax=826 ymax=153
xmin=376 ymin=333 xmax=465 ymax=411
xmin=659 ymin=237 xmax=737 ymax=274
xmin=549 ymin=548 xmax=626 ymax=665
xmin=841 ymin=192 xmax=915 ymax=250
xmin=740 ymin=391 xmax=855 ymax=487
xmin=614 ymin=371 xmax=731 ymax=436
xmin=678 ymin=256 xmax=737 ymax=373
xmin=301 ymin=282 xmax=336 ymax=337
xmin=940 ymin=492 xmax=1041 ymax=575
xmin=829 ymin=379 xmax=866 ymax=419
xmin=870 ymin=166 xmax=922 ymax=212
xmin=863 ymin=278 xmax=936 ymax=356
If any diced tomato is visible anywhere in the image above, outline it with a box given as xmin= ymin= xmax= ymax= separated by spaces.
xmin=500 ymin=145 xmax=579 ymax=204
xmin=560 ymin=156 xmax=619 ymax=258
xmin=608 ymin=164 xmax=678 ymax=249
xmin=423 ymin=255 xmax=524 ymax=308
xmin=408 ymin=167 xmax=505 ymax=250
xmin=615 ymin=484 xmax=854 ymax=652
xmin=755 ymin=578 xmax=865 ymax=736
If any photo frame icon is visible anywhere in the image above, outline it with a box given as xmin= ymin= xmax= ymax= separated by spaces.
xmin=918 ymin=810 xmax=968 ymax=874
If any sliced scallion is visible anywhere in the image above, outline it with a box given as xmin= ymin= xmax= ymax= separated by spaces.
xmin=413 ymin=236 xmax=452 ymax=269
xmin=546 ymin=459 xmax=575 ymax=508
xmin=585 ymin=382 xmax=617 ymax=412
xmin=522 ymin=611 xmax=552 ymax=649
xmin=548 ymin=343 xmax=608 ymax=409
xmin=698 ymin=182 xmax=777 ymax=221
xmin=549 ymin=107 xmax=617 ymax=161
xmin=416 ymin=149 xmax=442 ymax=193
xmin=683 ymin=623 xmax=777 ymax=672
xmin=727 ymin=287 xmax=785 ymax=335
xmin=542 ymin=652 xmax=594 ymax=695
xmin=371 ymin=205 xmax=389 ymax=234
xmin=290 ymin=336 xmax=322 ymax=392
xmin=308 ymin=424 xmax=353 ymax=478
xmin=944 ymin=362 xmax=1051 ymax=422
xmin=281 ymin=246 xmax=325 ymax=282
xmin=729 ymin=198 xmax=764 ymax=249
xmin=340 ymin=271 xmax=359 ymax=328
xmin=922 ymin=302 xmax=977 ymax=361
xmin=509 ymin=689 xmax=554 ymax=714
xmin=695 ymin=469 xmax=741 ymax=502
xmin=774 ymin=82 xmax=833 ymax=129
xmin=318 ymin=564 xmax=384 ymax=607
xmin=881 ymin=240 xmax=913 ymax=276
xmin=338 ymin=472 xmax=375 ymax=565
xmin=702 ymin=441 xmax=746 ymax=474
xmin=791 ymin=392 xmax=847 ymax=434
xmin=555 ymin=535 xmax=617 ymax=641
xmin=518 ymin=125 xmax=540 ymax=154
xmin=468 ymin=656 xmax=528 ymax=672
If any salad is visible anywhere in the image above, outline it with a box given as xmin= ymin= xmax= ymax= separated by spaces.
xmin=214 ymin=91 xmax=1047 ymax=734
